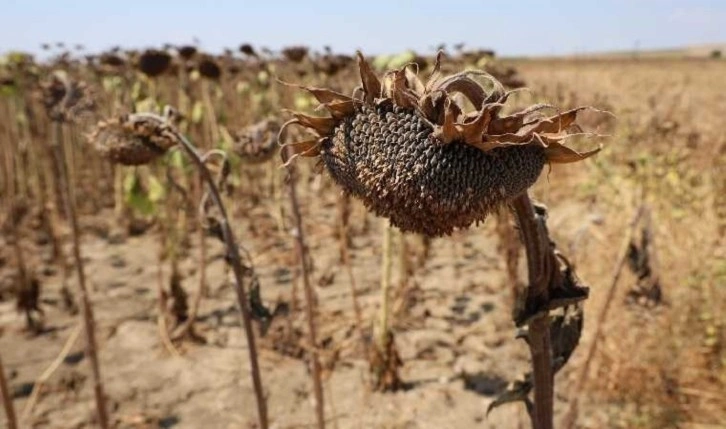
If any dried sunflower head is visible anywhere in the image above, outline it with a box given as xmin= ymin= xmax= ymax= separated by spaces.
xmin=137 ymin=49 xmax=172 ymax=77
xmin=197 ymin=56 xmax=222 ymax=80
xmin=40 ymin=71 xmax=95 ymax=123
xmin=89 ymin=110 xmax=177 ymax=165
xmin=239 ymin=44 xmax=257 ymax=57
xmin=232 ymin=119 xmax=282 ymax=163
xmin=177 ymin=45 xmax=198 ymax=60
xmin=282 ymin=46 xmax=309 ymax=63
xmin=280 ymin=52 xmax=606 ymax=237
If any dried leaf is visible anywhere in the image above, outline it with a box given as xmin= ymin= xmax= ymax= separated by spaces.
xmin=434 ymin=98 xmax=460 ymax=143
xmin=544 ymin=140 xmax=602 ymax=164
xmin=424 ymin=50 xmax=445 ymax=94
xmin=280 ymin=138 xmax=321 ymax=166
xmin=356 ymin=51 xmax=381 ymax=104
xmin=458 ymin=109 xmax=491 ymax=145
xmin=526 ymin=107 xmax=587 ymax=134
xmin=321 ymin=99 xmax=356 ymax=119
xmin=486 ymin=377 xmax=533 ymax=416
xmin=284 ymin=111 xmax=336 ymax=136
xmin=434 ymin=75 xmax=487 ymax=110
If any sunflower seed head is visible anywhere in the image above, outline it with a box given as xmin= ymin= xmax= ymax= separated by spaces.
xmin=89 ymin=113 xmax=177 ymax=166
xmin=281 ymin=52 xmax=607 ymax=236
xmin=40 ymin=71 xmax=95 ymax=123
xmin=233 ymin=118 xmax=281 ymax=163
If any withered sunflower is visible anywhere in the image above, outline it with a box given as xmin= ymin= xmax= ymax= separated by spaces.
xmin=89 ymin=112 xmax=177 ymax=166
xmin=280 ymin=52 xmax=603 ymax=237
xmin=232 ymin=119 xmax=282 ymax=164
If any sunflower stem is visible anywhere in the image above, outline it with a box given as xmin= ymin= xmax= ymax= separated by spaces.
xmin=378 ymin=222 xmax=393 ymax=353
xmin=52 ymin=121 xmax=110 ymax=429
xmin=511 ymin=192 xmax=554 ymax=429
xmin=169 ymin=127 xmax=269 ymax=429
xmin=0 ymin=353 xmax=18 ymax=429
xmin=283 ymin=145 xmax=326 ymax=429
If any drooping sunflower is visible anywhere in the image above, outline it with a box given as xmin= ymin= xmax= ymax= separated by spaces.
xmin=280 ymin=52 xmax=603 ymax=237
xmin=232 ymin=119 xmax=282 ymax=164
xmin=89 ymin=111 xmax=177 ymax=166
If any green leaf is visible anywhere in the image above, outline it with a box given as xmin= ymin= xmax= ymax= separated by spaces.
xmin=191 ymin=101 xmax=204 ymax=124
xmin=124 ymin=171 xmax=156 ymax=216
xmin=147 ymin=174 xmax=165 ymax=203
xmin=169 ymin=149 xmax=186 ymax=169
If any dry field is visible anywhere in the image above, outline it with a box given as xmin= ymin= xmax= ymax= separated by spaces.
xmin=0 ymin=48 xmax=724 ymax=428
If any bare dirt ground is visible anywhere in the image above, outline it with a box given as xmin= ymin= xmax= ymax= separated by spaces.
xmin=2 ymin=197 xmax=563 ymax=429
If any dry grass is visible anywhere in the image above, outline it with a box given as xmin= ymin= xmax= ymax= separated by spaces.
xmin=511 ymin=57 xmax=726 ymax=427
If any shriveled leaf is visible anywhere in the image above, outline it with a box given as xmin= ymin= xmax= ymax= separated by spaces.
xmin=486 ymin=377 xmax=533 ymax=416
xmin=320 ymin=99 xmax=356 ymax=119
xmin=434 ymin=98 xmax=460 ymax=143
xmin=435 ymin=75 xmax=487 ymax=110
xmin=544 ymin=140 xmax=602 ymax=164
xmin=458 ymin=109 xmax=491 ymax=145
xmin=424 ymin=51 xmax=445 ymax=94
xmin=356 ymin=51 xmax=381 ymax=104
xmin=280 ymin=138 xmax=321 ymax=166
xmin=284 ymin=111 xmax=336 ymax=136
xmin=526 ymin=107 xmax=587 ymax=134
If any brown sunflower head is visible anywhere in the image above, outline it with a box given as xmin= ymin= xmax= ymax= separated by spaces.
xmin=282 ymin=46 xmax=309 ymax=63
xmin=279 ymin=52 xmax=606 ymax=237
xmin=239 ymin=44 xmax=257 ymax=57
xmin=197 ymin=56 xmax=222 ymax=80
xmin=89 ymin=109 xmax=178 ymax=166
xmin=40 ymin=71 xmax=95 ymax=123
xmin=137 ymin=49 xmax=172 ymax=77
xmin=232 ymin=119 xmax=282 ymax=164
xmin=177 ymin=45 xmax=198 ymax=60
xmin=99 ymin=52 xmax=126 ymax=68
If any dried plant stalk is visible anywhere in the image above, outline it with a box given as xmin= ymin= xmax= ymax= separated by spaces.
xmin=284 ymin=145 xmax=326 ymax=429
xmin=52 ymin=122 xmax=110 ymax=428
xmin=170 ymin=123 xmax=270 ymax=429
xmin=511 ymin=193 xmax=554 ymax=429
xmin=90 ymin=110 xmax=269 ymax=428
xmin=338 ymin=193 xmax=367 ymax=354
xmin=0 ymin=354 xmax=18 ymax=429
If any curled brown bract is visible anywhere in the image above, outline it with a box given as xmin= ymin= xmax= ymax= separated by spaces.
xmin=280 ymin=51 xmax=610 ymax=165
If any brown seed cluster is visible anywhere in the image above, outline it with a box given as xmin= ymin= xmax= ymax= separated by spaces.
xmin=89 ymin=113 xmax=177 ymax=165
xmin=324 ymin=102 xmax=546 ymax=235
xmin=281 ymin=52 xmax=603 ymax=236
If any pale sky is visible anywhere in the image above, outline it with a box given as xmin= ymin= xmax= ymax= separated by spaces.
xmin=2 ymin=0 xmax=725 ymax=57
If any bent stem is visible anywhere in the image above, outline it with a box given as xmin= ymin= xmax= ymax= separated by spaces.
xmin=52 ymin=122 xmax=110 ymax=429
xmin=169 ymin=126 xmax=269 ymax=429
xmin=284 ymin=146 xmax=326 ymax=429
xmin=511 ymin=192 xmax=554 ymax=429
